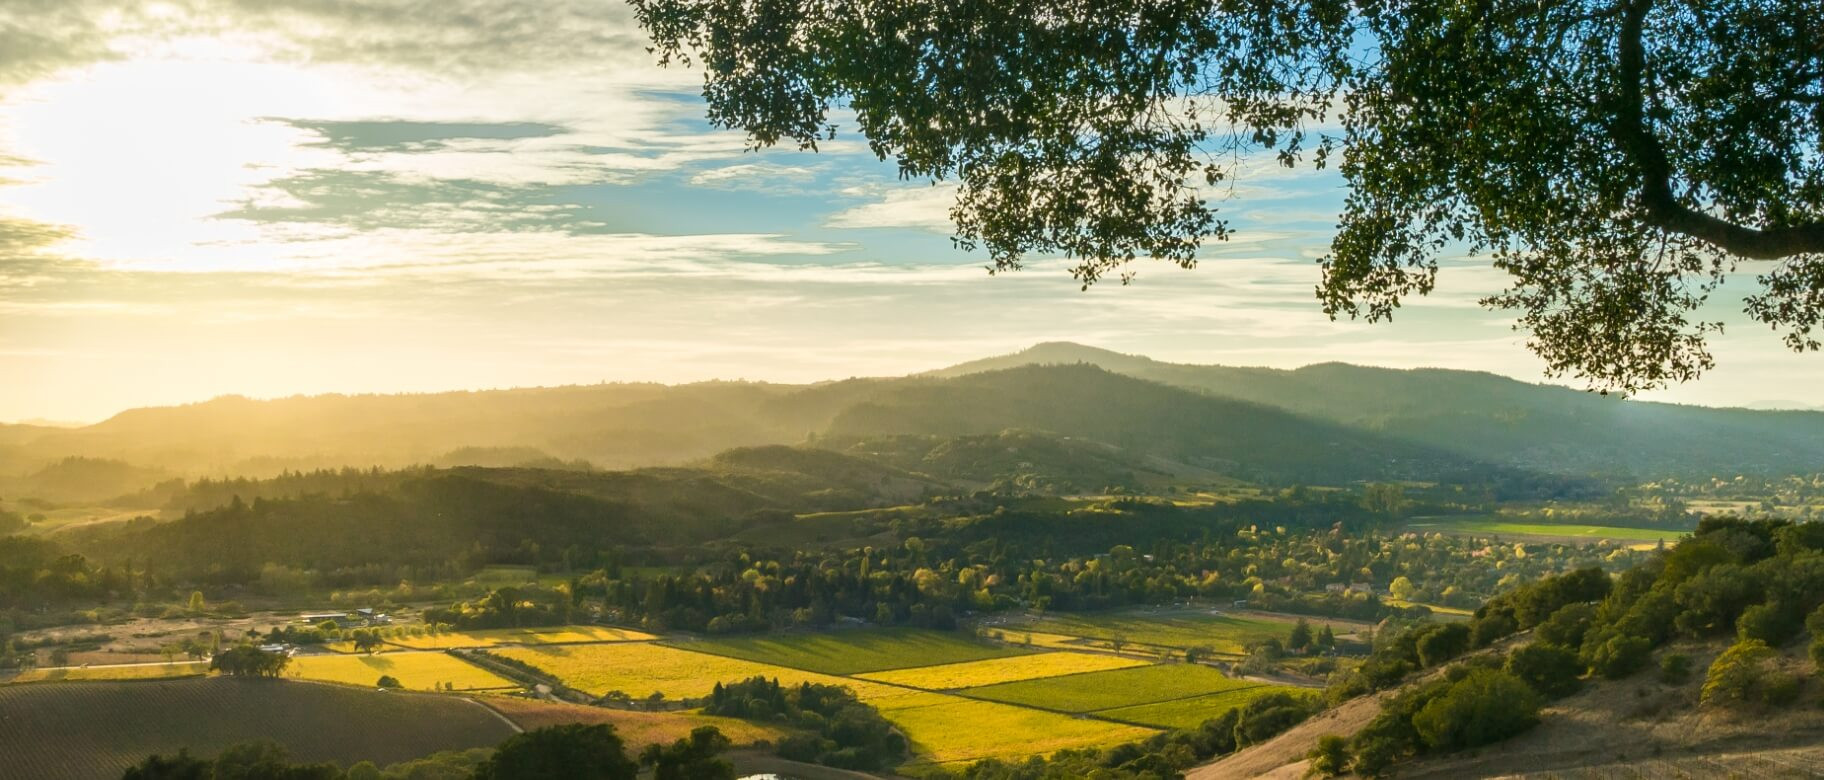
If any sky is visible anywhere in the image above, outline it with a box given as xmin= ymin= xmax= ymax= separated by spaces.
xmin=1 ymin=1 xmax=1819 ymax=424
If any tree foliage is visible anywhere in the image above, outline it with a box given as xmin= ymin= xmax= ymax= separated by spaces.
xmin=634 ymin=0 xmax=1824 ymax=392
xmin=474 ymin=724 xmax=639 ymax=780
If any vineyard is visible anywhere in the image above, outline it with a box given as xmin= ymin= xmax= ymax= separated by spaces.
xmin=857 ymin=650 xmax=1147 ymax=689
xmin=673 ymin=627 xmax=1029 ymax=675
xmin=0 ymin=678 xmax=517 ymax=779
xmin=961 ymin=661 xmax=1260 ymax=712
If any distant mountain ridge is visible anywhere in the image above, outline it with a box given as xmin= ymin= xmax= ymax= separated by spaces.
xmin=0 ymin=344 xmax=1818 ymax=501
xmin=933 ymin=342 xmax=1824 ymax=478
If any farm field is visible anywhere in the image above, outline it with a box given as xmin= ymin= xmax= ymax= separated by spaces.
xmin=480 ymin=696 xmax=788 ymax=751
xmin=887 ymin=697 xmax=1155 ymax=766
xmin=1001 ymin=608 xmax=1313 ymax=654
xmin=0 ymin=678 xmax=516 ymax=780
xmin=494 ymin=642 xmax=831 ymax=700
xmin=495 ymin=640 xmax=1150 ymax=768
xmin=285 ymin=652 xmax=516 ymax=691
xmin=387 ymin=625 xmax=654 ymax=649
xmin=1094 ymin=685 xmax=1313 ymax=729
xmin=1383 ymin=598 xmax=1475 ymax=618
xmin=673 ymin=627 xmax=1029 ymax=675
xmin=961 ymin=662 xmax=1256 ymax=712
xmin=1406 ymin=518 xmax=1683 ymax=543
xmin=857 ymin=651 xmax=1147 ymax=689
xmin=4 ymin=661 xmax=210 ymax=685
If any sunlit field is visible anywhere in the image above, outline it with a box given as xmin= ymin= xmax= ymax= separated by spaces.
xmin=857 ymin=651 xmax=1147 ymax=689
xmin=673 ymin=627 xmax=1029 ymax=675
xmin=1406 ymin=518 xmax=1683 ymax=543
xmin=887 ymin=696 xmax=1156 ymax=766
xmin=285 ymin=652 xmax=516 ymax=691
xmin=962 ymin=662 xmax=1258 ymax=712
xmin=386 ymin=625 xmax=654 ymax=650
xmin=1095 ymin=685 xmax=1316 ymax=729
xmin=1002 ymin=607 xmax=1315 ymax=655
xmin=4 ymin=661 xmax=210 ymax=685
xmin=495 ymin=642 xmax=817 ymax=700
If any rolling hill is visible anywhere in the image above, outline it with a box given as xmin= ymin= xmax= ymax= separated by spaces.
xmin=2 ymin=343 xmax=1816 ymax=505
xmin=934 ymin=342 xmax=1824 ymax=478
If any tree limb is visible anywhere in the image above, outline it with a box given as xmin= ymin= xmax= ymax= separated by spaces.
xmin=1613 ymin=0 xmax=1824 ymax=259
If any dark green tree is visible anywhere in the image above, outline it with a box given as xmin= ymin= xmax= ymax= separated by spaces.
xmin=634 ymin=0 xmax=1824 ymax=393
xmin=475 ymin=724 xmax=639 ymax=780
xmin=640 ymin=726 xmax=734 ymax=780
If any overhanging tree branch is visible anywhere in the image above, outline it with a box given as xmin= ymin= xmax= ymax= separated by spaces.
xmin=1614 ymin=0 xmax=1824 ymax=259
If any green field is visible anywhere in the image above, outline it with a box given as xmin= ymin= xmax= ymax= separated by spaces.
xmin=1094 ymin=685 xmax=1314 ymax=729
xmin=961 ymin=662 xmax=1255 ymax=712
xmin=1407 ymin=518 xmax=1685 ymax=543
xmin=0 ymin=678 xmax=517 ymax=780
xmin=286 ymin=652 xmax=517 ymax=691
xmin=1008 ymin=608 xmax=1309 ymax=654
xmin=857 ymin=651 xmax=1147 ymax=690
xmin=673 ymin=627 xmax=1029 ymax=675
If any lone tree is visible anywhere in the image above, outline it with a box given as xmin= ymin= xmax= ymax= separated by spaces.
xmin=634 ymin=0 xmax=1824 ymax=393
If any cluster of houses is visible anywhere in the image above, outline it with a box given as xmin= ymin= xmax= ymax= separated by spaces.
xmin=255 ymin=608 xmax=394 ymax=655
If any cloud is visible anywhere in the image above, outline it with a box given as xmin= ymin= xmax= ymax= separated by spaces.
xmin=825 ymin=182 xmax=959 ymax=231
xmin=687 ymin=162 xmax=820 ymax=193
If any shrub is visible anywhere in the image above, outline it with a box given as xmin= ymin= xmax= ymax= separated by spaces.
xmin=1702 ymin=639 xmax=1800 ymax=709
xmin=1306 ymin=735 xmax=1350 ymax=777
xmin=1534 ymin=603 xmax=1596 ymax=649
xmin=1506 ymin=643 xmax=1583 ymax=699
xmin=1411 ymin=669 xmax=1542 ymax=752
xmin=1658 ymin=653 xmax=1692 ymax=685
xmin=375 ymin=675 xmax=401 ymax=689
xmin=1583 ymin=631 xmax=1652 ymax=679
xmin=1413 ymin=623 xmax=1471 ymax=668
xmin=1736 ymin=602 xmax=1800 ymax=645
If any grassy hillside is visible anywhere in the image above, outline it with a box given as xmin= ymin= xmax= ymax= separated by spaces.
xmin=934 ymin=342 xmax=1824 ymax=478
xmin=0 ymin=678 xmax=516 ymax=779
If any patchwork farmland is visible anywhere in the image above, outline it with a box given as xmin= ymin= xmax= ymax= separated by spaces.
xmin=494 ymin=625 xmax=1314 ymax=768
xmin=3 ymin=620 xmax=1322 ymax=774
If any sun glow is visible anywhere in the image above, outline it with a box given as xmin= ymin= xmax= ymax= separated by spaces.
xmin=0 ymin=49 xmax=353 ymax=270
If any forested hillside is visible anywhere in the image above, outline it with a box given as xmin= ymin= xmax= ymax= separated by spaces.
xmin=2 ymin=344 xmax=1817 ymax=506
xmin=937 ymin=343 xmax=1824 ymax=478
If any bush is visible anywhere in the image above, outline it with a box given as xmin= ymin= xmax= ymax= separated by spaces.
xmin=1583 ymin=632 xmax=1653 ymax=679
xmin=1506 ymin=643 xmax=1583 ymax=698
xmin=1736 ymin=602 xmax=1800 ymax=645
xmin=1702 ymin=639 xmax=1800 ymax=709
xmin=1307 ymin=735 xmax=1349 ymax=777
xmin=1414 ymin=623 xmax=1471 ymax=668
xmin=1534 ymin=603 xmax=1596 ymax=649
xmin=1411 ymin=669 xmax=1542 ymax=752
xmin=375 ymin=675 xmax=401 ymax=689
xmin=1659 ymin=653 xmax=1692 ymax=685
